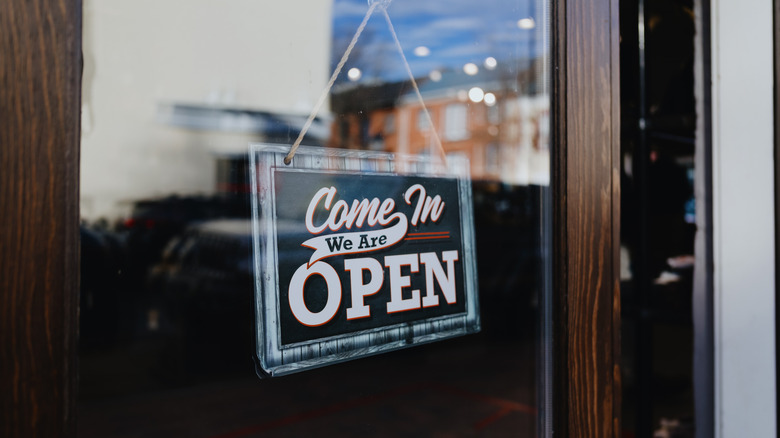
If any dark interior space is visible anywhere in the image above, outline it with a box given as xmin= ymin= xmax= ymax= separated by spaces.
xmin=619 ymin=0 xmax=697 ymax=436
xmin=78 ymin=173 xmax=547 ymax=436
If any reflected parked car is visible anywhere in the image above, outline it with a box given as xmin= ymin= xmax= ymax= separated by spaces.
xmin=120 ymin=195 xmax=248 ymax=285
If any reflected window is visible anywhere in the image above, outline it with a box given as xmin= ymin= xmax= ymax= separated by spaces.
xmin=486 ymin=143 xmax=499 ymax=174
xmin=444 ymin=104 xmax=469 ymax=141
xmin=417 ymin=108 xmax=430 ymax=131
xmin=488 ymin=102 xmax=500 ymax=125
xmin=384 ymin=113 xmax=395 ymax=134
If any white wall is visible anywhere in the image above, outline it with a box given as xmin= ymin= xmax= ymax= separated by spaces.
xmin=711 ymin=0 xmax=776 ymax=435
xmin=81 ymin=0 xmax=332 ymax=220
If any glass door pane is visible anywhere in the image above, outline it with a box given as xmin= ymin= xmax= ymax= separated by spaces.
xmin=78 ymin=0 xmax=552 ymax=436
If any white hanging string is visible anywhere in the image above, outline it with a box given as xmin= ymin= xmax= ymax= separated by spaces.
xmin=379 ymin=7 xmax=445 ymax=162
xmin=284 ymin=0 xmax=445 ymax=165
xmin=284 ymin=1 xmax=378 ymax=164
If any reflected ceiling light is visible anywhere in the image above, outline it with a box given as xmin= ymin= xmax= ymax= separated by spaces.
xmin=414 ymin=46 xmax=431 ymax=57
xmin=429 ymin=70 xmax=443 ymax=82
xmin=484 ymin=92 xmax=497 ymax=106
xmin=457 ymin=90 xmax=469 ymax=102
xmin=347 ymin=67 xmax=362 ymax=81
xmin=468 ymin=87 xmax=485 ymax=103
xmin=484 ymin=57 xmax=498 ymax=70
xmin=463 ymin=63 xmax=479 ymax=76
xmin=517 ymin=17 xmax=536 ymax=29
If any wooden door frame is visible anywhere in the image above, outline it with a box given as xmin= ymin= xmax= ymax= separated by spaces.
xmin=0 ymin=0 xmax=82 ymax=436
xmin=0 ymin=0 xmax=620 ymax=436
xmin=551 ymin=0 xmax=621 ymax=435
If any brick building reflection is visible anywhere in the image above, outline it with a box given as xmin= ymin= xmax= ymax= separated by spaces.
xmin=328 ymin=61 xmax=550 ymax=185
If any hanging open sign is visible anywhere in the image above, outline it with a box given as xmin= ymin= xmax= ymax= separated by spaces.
xmin=249 ymin=144 xmax=480 ymax=376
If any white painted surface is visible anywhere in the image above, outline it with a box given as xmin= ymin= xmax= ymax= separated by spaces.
xmin=81 ymin=0 xmax=332 ymax=220
xmin=711 ymin=0 xmax=776 ymax=435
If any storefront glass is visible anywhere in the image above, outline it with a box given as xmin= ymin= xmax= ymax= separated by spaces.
xmin=78 ymin=1 xmax=552 ymax=435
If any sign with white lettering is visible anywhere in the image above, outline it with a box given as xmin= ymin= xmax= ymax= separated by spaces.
xmin=249 ymin=144 xmax=480 ymax=376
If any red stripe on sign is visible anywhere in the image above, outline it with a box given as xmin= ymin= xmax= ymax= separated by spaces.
xmin=404 ymin=237 xmax=449 ymax=241
xmin=404 ymin=232 xmax=450 ymax=241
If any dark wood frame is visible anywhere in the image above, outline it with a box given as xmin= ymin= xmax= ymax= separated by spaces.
xmin=552 ymin=0 xmax=622 ymax=436
xmin=0 ymin=0 xmax=620 ymax=435
xmin=0 ymin=0 xmax=82 ymax=436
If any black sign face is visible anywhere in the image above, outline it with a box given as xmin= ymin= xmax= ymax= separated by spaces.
xmin=274 ymin=169 xmax=467 ymax=345
xmin=250 ymin=145 xmax=479 ymax=376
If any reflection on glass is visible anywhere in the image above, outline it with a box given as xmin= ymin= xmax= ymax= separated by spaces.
xmin=619 ymin=0 xmax=696 ymax=435
xmin=79 ymin=0 xmax=550 ymax=436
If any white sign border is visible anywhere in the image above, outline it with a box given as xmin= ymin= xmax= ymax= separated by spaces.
xmin=249 ymin=143 xmax=480 ymax=377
